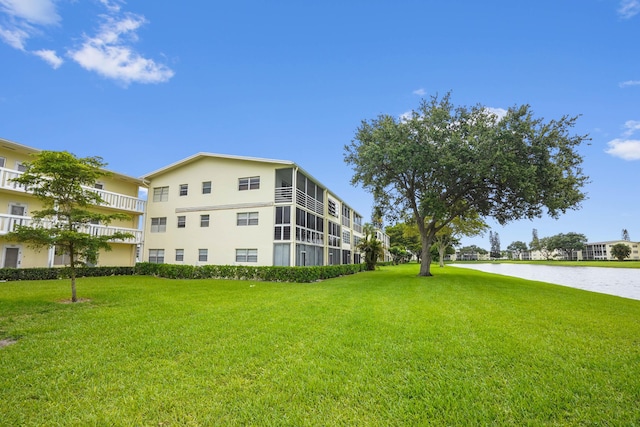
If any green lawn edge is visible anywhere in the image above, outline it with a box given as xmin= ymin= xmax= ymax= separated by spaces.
xmin=1 ymin=264 xmax=639 ymax=426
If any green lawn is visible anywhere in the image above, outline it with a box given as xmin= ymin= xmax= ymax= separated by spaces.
xmin=1 ymin=264 xmax=639 ymax=426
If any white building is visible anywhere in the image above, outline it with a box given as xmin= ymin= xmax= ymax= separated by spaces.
xmin=140 ymin=153 xmax=367 ymax=267
xmin=0 ymin=137 xmax=146 ymax=268
xmin=581 ymin=240 xmax=640 ymax=261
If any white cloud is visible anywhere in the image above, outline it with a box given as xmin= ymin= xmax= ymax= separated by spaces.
xmin=0 ymin=0 xmax=60 ymax=25
xmin=0 ymin=24 xmax=28 ymax=49
xmin=33 ymin=48 xmax=63 ymax=68
xmin=620 ymin=80 xmax=640 ymax=88
xmin=622 ymin=120 xmax=640 ymax=136
xmin=0 ymin=0 xmax=59 ymax=50
xmin=98 ymin=0 xmax=122 ymax=13
xmin=485 ymin=107 xmax=508 ymax=122
xmin=399 ymin=111 xmax=412 ymax=122
xmin=413 ymin=88 xmax=426 ymax=96
xmin=606 ymin=139 xmax=640 ymax=160
xmin=0 ymin=0 xmax=173 ymax=84
xmin=618 ymin=0 xmax=640 ymax=18
xmin=68 ymin=13 xmax=174 ymax=85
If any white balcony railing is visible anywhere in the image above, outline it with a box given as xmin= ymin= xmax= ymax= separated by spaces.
xmin=276 ymin=186 xmax=325 ymax=215
xmin=295 ymin=188 xmax=324 ymax=215
xmin=0 ymin=167 xmax=145 ymax=214
xmin=0 ymin=214 xmax=142 ymax=244
xmin=275 ymin=187 xmax=293 ymax=203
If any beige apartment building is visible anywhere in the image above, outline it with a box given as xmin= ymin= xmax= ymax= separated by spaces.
xmin=0 ymin=137 xmax=146 ymax=268
xmin=141 ymin=153 xmax=366 ymax=267
xmin=581 ymin=240 xmax=640 ymax=261
xmin=515 ymin=240 xmax=640 ymax=261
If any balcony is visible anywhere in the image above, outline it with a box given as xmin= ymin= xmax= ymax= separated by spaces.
xmin=0 ymin=167 xmax=146 ymax=214
xmin=274 ymin=187 xmax=293 ymax=203
xmin=296 ymin=189 xmax=324 ymax=215
xmin=0 ymin=214 xmax=142 ymax=244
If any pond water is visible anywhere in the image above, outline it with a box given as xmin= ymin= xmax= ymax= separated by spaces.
xmin=451 ymin=263 xmax=640 ymax=301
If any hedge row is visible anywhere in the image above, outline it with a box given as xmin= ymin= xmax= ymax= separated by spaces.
xmin=134 ymin=262 xmax=366 ymax=282
xmin=0 ymin=263 xmax=367 ymax=283
xmin=0 ymin=266 xmax=134 ymax=281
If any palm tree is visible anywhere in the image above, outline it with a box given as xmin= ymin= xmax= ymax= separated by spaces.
xmin=357 ymin=223 xmax=384 ymax=271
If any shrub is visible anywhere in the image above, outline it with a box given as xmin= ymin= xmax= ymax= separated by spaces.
xmin=0 ymin=266 xmax=134 ymax=281
xmin=134 ymin=263 xmax=367 ymax=283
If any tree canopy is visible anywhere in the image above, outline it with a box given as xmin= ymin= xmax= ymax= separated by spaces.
xmin=434 ymin=214 xmax=487 ymax=267
xmin=506 ymin=241 xmax=528 ymax=259
xmin=6 ymin=151 xmax=133 ymax=302
xmin=345 ymin=93 xmax=589 ymax=276
xmin=610 ymin=243 xmax=632 ymax=261
xmin=547 ymin=232 xmax=588 ymax=260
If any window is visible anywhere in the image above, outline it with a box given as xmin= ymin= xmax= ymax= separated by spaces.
xmin=149 ymin=249 xmax=164 ymax=264
xmin=153 ymin=186 xmax=169 ymax=202
xmin=274 ymin=206 xmax=291 ymax=241
xmin=16 ymin=162 xmax=27 ymax=172
xmin=236 ymin=249 xmax=258 ymax=262
xmin=179 ymin=184 xmax=188 ymax=196
xmin=150 ymin=217 xmax=167 ymax=233
xmin=238 ymin=176 xmax=260 ymax=191
xmin=202 ymin=181 xmax=212 ymax=194
xmin=273 ymin=243 xmax=290 ymax=266
xmin=237 ymin=212 xmax=259 ymax=226
xmin=343 ymin=230 xmax=351 ymax=245
xmin=94 ymin=182 xmax=104 ymax=190
xmin=328 ymin=199 xmax=337 ymax=217
xmin=175 ymin=249 xmax=184 ymax=262
xmin=328 ymin=221 xmax=341 ymax=247
xmin=177 ymin=216 xmax=186 ymax=228
xmin=200 ymin=214 xmax=210 ymax=227
xmin=198 ymin=249 xmax=208 ymax=262
xmin=0 ymin=157 xmax=5 ymax=168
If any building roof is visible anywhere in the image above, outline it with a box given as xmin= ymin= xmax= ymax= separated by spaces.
xmin=140 ymin=152 xmax=294 ymax=180
xmin=585 ymin=240 xmax=638 ymax=245
xmin=0 ymin=137 xmax=146 ymax=186
xmin=140 ymin=152 xmax=361 ymax=215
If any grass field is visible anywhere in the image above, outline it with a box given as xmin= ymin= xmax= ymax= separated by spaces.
xmin=1 ymin=264 xmax=639 ymax=426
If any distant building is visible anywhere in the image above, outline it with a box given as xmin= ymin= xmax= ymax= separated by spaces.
xmin=581 ymin=240 xmax=640 ymax=261
xmin=140 ymin=153 xmax=369 ymax=267
xmin=375 ymin=228 xmax=392 ymax=263
xmin=451 ymin=251 xmax=490 ymax=261
xmin=0 ymin=137 xmax=146 ymax=268
xmin=515 ymin=240 xmax=640 ymax=261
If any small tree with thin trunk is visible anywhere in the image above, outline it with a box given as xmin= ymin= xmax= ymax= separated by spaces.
xmin=6 ymin=151 xmax=134 ymax=302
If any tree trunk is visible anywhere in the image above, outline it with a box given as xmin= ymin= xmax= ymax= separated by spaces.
xmin=71 ymin=274 xmax=77 ymax=303
xmin=419 ymin=233 xmax=433 ymax=276
xmin=438 ymin=245 xmax=446 ymax=268
xmin=69 ymin=246 xmax=77 ymax=302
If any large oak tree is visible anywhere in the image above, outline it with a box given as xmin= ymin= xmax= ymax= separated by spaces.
xmin=345 ymin=93 xmax=589 ymax=276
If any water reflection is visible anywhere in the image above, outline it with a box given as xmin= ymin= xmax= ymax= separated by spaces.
xmin=451 ymin=263 xmax=640 ymax=301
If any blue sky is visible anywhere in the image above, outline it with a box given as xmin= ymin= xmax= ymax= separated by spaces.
xmin=1 ymin=0 xmax=639 ymax=250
